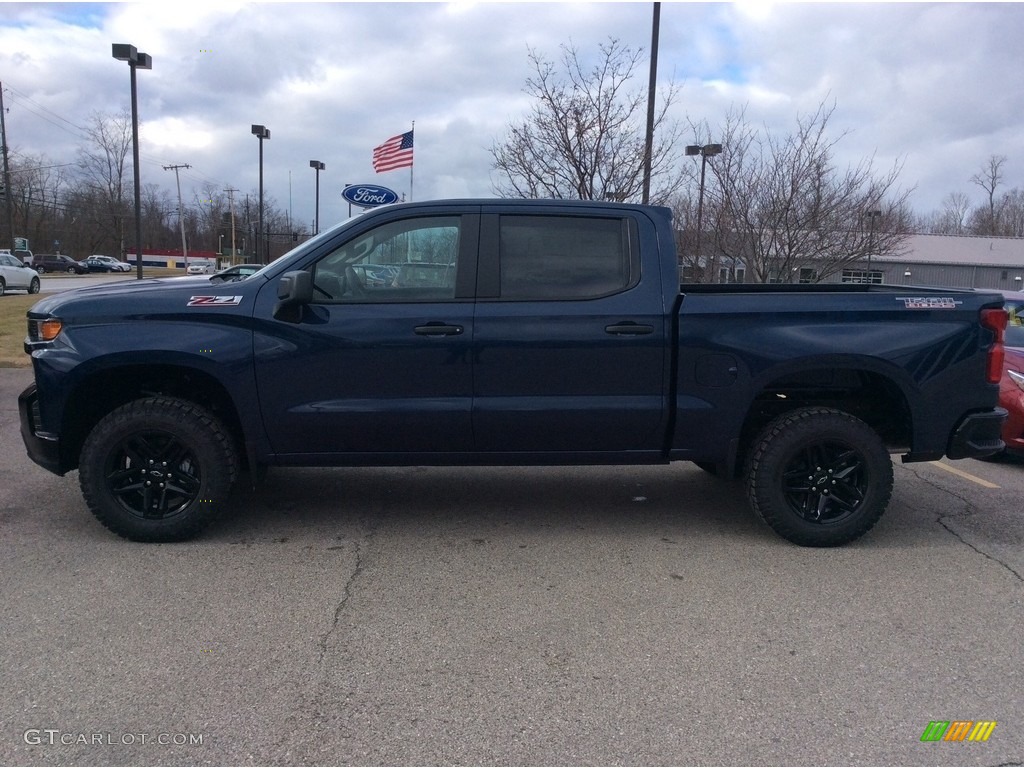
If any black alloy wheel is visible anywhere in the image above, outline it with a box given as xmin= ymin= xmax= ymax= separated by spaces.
xmin=746 ymin=407 xmax=893 ymax=547
xmin=79 ymin=397 xmax=238 ymax=541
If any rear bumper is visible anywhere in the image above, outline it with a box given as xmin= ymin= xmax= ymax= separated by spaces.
xmin=946 ymin=408 xmax=1008 ymax=460
xmin=19 ymin=383 xmax=64 ymax=476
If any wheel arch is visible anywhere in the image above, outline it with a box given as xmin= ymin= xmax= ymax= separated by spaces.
xmin=58 ymin=362 xmax=249 ymax=473
xmin=730 ymin=356 xmax=915 ymax=476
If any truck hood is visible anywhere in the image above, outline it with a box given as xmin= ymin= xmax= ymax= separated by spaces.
xmin=27 ymin=275 xmax=267 ymax=320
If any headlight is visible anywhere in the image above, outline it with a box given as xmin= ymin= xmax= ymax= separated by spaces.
xmin=1008 ymin=369 xmax=1024 ymax=393
xmin=27 ymin=318 xmax=63 ymax=342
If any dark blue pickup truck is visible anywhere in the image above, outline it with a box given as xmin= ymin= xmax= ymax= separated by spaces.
xmin=19 ymin=199 xmax=1008 ymax=546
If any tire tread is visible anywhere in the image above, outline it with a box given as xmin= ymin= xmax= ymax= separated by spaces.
xmin=745 ymin=407 xmax=893 ymax=547
xmin=79 ymin=396 xmax=237 ymax=542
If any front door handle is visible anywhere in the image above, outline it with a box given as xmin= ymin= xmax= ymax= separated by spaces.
xmin=605 ymin=322 xmax=654 ymax=336
xmin=414 ymin=322 xmax=464 ymax=336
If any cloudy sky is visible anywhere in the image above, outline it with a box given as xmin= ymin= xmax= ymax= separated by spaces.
xmin=1 ymin=1 xmax=1022 ymax=231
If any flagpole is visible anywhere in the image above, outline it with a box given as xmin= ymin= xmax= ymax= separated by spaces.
xmin=410 ymin=120 xmax=415 ymax=201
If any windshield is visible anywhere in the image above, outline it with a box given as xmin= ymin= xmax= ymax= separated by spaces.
xmin=1006 ymin=301 xmax=1024 ymax=348
xmin=245 ymin=218 xmax=356 ymax=281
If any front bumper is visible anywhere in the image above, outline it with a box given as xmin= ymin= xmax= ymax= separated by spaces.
xmin=946 ymin=407 xmax=1008 ymax=460
xmin=19 ymin=383 xmax=64 ymax=476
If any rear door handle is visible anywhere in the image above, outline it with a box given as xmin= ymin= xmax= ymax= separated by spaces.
xmin=414 ymin=323 xmax=464 ymax=336
xmin=605 ymin=322 xmax=654 ymax=336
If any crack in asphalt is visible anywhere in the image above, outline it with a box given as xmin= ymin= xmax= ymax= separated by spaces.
xmin=318 ymin=534 xmax=366 ymax=661
xmin=901 ymin=464 xmax=1023 ymax=583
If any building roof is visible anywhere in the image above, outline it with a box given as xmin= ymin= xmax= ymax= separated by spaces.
xmin=875 ymin=233 xmax=1024 ymax=267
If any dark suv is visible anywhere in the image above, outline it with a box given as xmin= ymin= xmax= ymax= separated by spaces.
xmin=32 ymin=254 xmax=88 ymax=274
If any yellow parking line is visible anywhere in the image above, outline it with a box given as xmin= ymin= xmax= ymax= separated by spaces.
xmin=928 ymin=461 xmax=1000 ymax=489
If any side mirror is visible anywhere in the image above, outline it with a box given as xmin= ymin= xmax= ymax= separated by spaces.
xmin=273 ymin=270 xmax=313 ymax=322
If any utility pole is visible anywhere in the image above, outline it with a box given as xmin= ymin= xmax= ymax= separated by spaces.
xmin=244 ymin=194 xmax=251 ymax=260
xmin=163 ymin=163 xmax=191 ymax=268
xmin=0 ymin=82 xmax=15 ymax=251
xmin=224 ymin=187 xmax=238 ymax=263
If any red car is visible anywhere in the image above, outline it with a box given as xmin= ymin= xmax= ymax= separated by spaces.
xmin=996 ymin=295 xmax=1024 ymax=457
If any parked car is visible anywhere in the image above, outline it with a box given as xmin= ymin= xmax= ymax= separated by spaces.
xmin=210 ymin=263 xmax=261 ymax=283
xmin=32 ymin=254 xmax=88 ymax=274
xmin=992 ymin=292 xmax=1024 ymax=458
xmin=186 ymin=259 xmax=217 ymax=275
xmin=84 ymin=255 xmax=131 ymax=273
xmin=0 ymin=252 xmax=40 ymax=296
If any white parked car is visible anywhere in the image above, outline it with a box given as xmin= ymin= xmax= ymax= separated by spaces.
xmin=186 ymin=260 xmax=217 ymax=275
xmin=0 ymin=252 xmax=41 ymax=296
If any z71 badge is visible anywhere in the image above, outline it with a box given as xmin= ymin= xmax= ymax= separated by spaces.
xmin=187 ymin=296 xmax=243 ymax=307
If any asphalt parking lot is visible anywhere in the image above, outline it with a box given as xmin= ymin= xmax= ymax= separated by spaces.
xmin=1 ymin=366 xmax=1021 ymax=766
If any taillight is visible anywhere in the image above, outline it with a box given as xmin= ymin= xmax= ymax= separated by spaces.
xmin=981 ymin=307 xmax=1007 ymax=384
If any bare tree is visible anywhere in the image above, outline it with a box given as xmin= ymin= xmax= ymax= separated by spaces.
xmin=490 ymin=38 xmax=685 ymax=203
xmin=969 ymin=154 xmax=1007 ymax=235
xmin=75 ymin=110 xmax=133 ymax=256
xmin=995 ymin=187 xmax=1024 ymax=237
xmin=683 ymin=102 xmax=912 ymax=284
xmin=939 ymin=191 xmax=971 ymax=235
xmin=5 ymin=153 xmax=69 ymax=253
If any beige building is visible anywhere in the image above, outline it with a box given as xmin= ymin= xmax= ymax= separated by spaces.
xmin=830 ymin=233 xmax=1024 ymax=290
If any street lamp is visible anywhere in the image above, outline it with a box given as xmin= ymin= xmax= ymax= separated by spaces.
xmin=686 ymin=143 xmax=723 ymax=282
xmin=112 ymin=43 xmax=152 ymax=280
xmin=865 ymin=209 xmax=882 ymax=281
xmin=251 ymin=124 xmax=270 ymax=263
xmin=309 ymin=160 xmax=325 ymax=234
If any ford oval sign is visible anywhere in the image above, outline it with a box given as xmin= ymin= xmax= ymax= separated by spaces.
xmin=342 ymin=184 xmax=399 ymax=208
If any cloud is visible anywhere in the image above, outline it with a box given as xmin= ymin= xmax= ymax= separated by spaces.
xmin=1 ymin=1 xmax=1023 ymax=226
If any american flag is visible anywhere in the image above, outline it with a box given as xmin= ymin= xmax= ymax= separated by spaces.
xmin=372 ymin=130 xmax=414 ymax=173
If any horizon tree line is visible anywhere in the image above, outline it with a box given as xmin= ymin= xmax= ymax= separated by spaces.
xmin=1 ymin=111 xmax=306 ymax=262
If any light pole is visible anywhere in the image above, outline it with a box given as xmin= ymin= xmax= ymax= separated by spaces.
xmin=112 ymin=43 xmax=152 ymax=280
xmin=865 ymin=209 xmax=882 ymax=281
xmin=309 ymin=160 xmax=325 ymax=234
xmin=642 ymin=2 xmax=660 ymax=204
xmin=251 ymin=124 xmax=270 ymax=263
xmin=686 ymin=143 xmax=722 ymax=282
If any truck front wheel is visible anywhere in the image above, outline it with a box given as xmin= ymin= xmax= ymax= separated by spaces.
xmin=745 ymin=407 xmax=893 ymax=547
xmin=79 ymin=397 xmax=238 ymax=542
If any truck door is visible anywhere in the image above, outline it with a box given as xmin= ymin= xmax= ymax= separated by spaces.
xmin=253 ymin=212 xmax=478 ymax=457
xmin=471 ymin=209 xmax=670 ymax=456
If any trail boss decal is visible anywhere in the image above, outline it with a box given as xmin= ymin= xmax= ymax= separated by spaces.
xmin=187 ymin=296 xmax=243 ymax=307
xmin=899 ymin=297 xmax=963 ymax=309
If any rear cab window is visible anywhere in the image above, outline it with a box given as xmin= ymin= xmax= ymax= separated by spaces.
xmin=478 ymin=213 xmax=638 ymax=300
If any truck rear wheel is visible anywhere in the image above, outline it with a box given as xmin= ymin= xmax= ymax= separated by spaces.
xmin=79 ymin=397 xmax=238 ymax=542
xmin=745 ymin=407 xmax=892 ymax=547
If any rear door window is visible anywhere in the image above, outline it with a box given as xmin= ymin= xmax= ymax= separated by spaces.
xmin=497 ymin=215 xmax=636 ymax=300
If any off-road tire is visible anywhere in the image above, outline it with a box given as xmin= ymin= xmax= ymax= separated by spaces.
xmin=745 ymin=407 xmax=893 ymax=547
xmin=79 ymin=397 xmax=238 ymax=542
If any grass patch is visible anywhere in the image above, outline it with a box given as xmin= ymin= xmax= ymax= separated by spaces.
xmin=0 ymin=293 xmax=42 ymax=368
xmin=1 ymin=269 xmax=196 ymax=368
